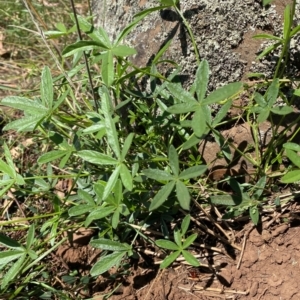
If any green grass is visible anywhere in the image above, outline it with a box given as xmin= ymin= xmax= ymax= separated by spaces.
xmin=0 ymin=0 xmax=300 ymax=298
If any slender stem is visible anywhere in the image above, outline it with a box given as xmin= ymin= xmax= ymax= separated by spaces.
xmin=174 ymin=5 xmax=200 ymax=65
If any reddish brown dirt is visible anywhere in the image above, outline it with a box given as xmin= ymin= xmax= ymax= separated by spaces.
xmin=91 ymin=211 xmax=300 ymax=300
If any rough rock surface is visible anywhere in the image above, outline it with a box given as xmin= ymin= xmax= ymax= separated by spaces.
xmin=91 ymin=0 xmax=299 ymax=90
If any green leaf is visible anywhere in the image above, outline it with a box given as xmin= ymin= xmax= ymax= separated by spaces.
xmin=286 ymin=149 xmax=300 ymax=168
xmin=166 ymin=83 xmax=197 ymax=104
xmin=266 ymin=78 xmax=279 ymax=106
xmin=182 ymin=250 xmax=200 ymax=266
xmin=167 ymin=102 xmax=199 ymax=114
xmin=191 ymin=59 xmax=209 ymax=102
xmin=168 ymin=145 xmax=179 ymax=176
xmin=85 ymin=206 xmax=116 ymax=227
xmin=249 ymin=206 xmax=259 ymax=225
xmin=202 ymin=82 xmax=243 ymax=105
xmin=38 ymin=150 xmax=69 ymax=164
xmin=103 ymin=165 xmax=121 ymax=200
xmin=156 ymin=240 xmax=179 ymax=251
xmin=256 ymin=42 xmax=281 ymax=60
xmin=121 ymin=133 xmax=134 ymax=160
xmin=283 ymin=142 xmax=300 ymax=152
xmin=291 ymin=24 xmax=300 ymax=37
xmin=143 ymin=169 xmax=174 ymax=181
xmin=209 ymin=194 xmax=242 ymax=206
xmin=182 ymin=233 xmax=198 ymax=249
xmin=257 ymin=109 xmax=270 ymax=123
xmin=181 ymin=214 xmax=190 ymax=236
xmin=191 ymin=108 xmax=207 ymax=137
xmin=0 ymin=250 xmax=24 ymax=266
xmin=90 ymin=239 xmax=131 ymax=251
xmin=3 ymin=115 xmax=46 ymax=132
xmin=0 ymin=160 xmax=15 ymax=179
xmin=77 ymin=150 xmax=118 ymax=165
xmin=26 ymin=224 xmax=35 ymax=249
xmin=40 ymin=66 xmax=53 ymax=108
xmin=149 ymin=181 xmax=175 ymax=211
xmin=111 ymin=210 xmax=120 ymax=229
xmin=1 ymin=96 xmax=47 ymax=114
xmin=120 ymin=164 xmax=133 ymax=191
xmin=62 ymin=41 xmax=108 ymax=57
xmin=101 ymin=87 xmax=121 ymax=157
xmin=252 ymin=33 xmax=282 ymax=41
xmin=1 ymin=253 xmax=26 ymax=289
xmin=179 ymin=165 xmax=207 ymax=180
xmin=78 ymin=189 xmax=95 ymax=206
xmin=254 ymin=92 xmax=267 ymax=107
xmin=281 ymin=170 xmax=300 ymax=183
xmin=159 ymin=250 xmax=180 ymax=269
xmin=173 ymin=227 xmax=181 ymax=247
xmin=90 ymin=251 xmax=126 ymax=276
xmin=0 ymin=234 xmax=23 ymax=249
xmin=101 ymin=50 xmax=114 ymax=87
xmin=111 ymin=45 xmax=137 ymax=57
xmin=68 ymin=204 xmax=94 ymax=217
xmin=212 ymin=99 xmax=232 ymax=127
xmin=176 ymin=181 xmax=190 ymax=210
xmin=271 ymin=106 xmax=293 ymax=115
xmin=252 ymin=176 xmax=267 ymax=199
xmin=182 ymin=135 xmax=201 ymax=150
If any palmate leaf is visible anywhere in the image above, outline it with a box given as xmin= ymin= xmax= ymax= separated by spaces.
xmin=281 ymin=170 xmax=300 ymax=183
xmin=1 ymin=96 xmax=48 ymax=114
xmin=38 ymin=150 xmax=71 ymax=164
xmin=40 ymin=66 xmax=53 ymax=108
xmin=90 ymin=251 xmax=126 ymax=276
xmin=176 ymin=180 xmax=190 ymax=210
xmin=283 ymin=142 xmax=300 ymax=152
xmin=1 ymin=253 xmax=26 ymax=289
xmin=159 ymin=250 xmax=180 ymax=269
xmin=271 ymin=106 xmax=293 ymax=115
xmin=101 ymin=50 xmax=114 ymax=87
xmin=190 ymin=59 xmax=209 ymax=102
xmin=120 ymin=164 xmax=133 ymax=191
xmin=181 ymin=214 xmax=190 ymax=236
xmin=62 ymin=41 xmax=109 ymax=57
xmin=103 ymin=165 xmax=121 ymax=200
xmin=90 ymin=239 xmax=131 ymax=251
xmin=249 ymin=206 xmax=259 ymax=225
xmin=143 ymin=169 xmax=174 ymax=181
xmin=149 ymin=181 xmax=175 ymax=211
xmin=202 ymin=82 xmax=243 ymax=105
xmin=166 ymin=82 xmax=197 ymax=104
xmin=179 ymin=165 xmax=207 ymax=180
xmin=0 ymin=250 xmax=24 ymax=266
xmin=168 ymin=145 xmax=179 ymax=176
xmin=111 ymin=45 xmax=137 ymax=57
xmin=266 ymin=78 xmax=279 ymax=106
xmin=101 ymin=87 xmax=121 ymax=157
xmin=77 ymin=150 xmax=118 ymax=165
xmin=3 ymin=115 xmax=46 ymax=132
xmin=156 ymin=240 xmax=179 ymax=251
xmin=182 ymin=250 xmax=200 ymax=266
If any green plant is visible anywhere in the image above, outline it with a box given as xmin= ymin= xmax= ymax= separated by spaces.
xmin=155 ymin=214 xmax=200 ymax=268
xmin=209 ymin=176 xmax=267 ymax=225
xmin=253 ymin=3 xmax=300 ymax=78
xmin=2 ymin=0 xmax=300 ymax=297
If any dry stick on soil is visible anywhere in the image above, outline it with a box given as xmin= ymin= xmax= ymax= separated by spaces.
xmin=191 ymin=200 xmax=232 ymax=241
xmin=143 ymin=269 xmax=165 ymax=300
xmin=179 ymin=285 xmax=249 ymax=296
xmin=236 ymin=224 xmax=255 ymax=270
xmin=180 ymin=209 xmax=241 ymax=251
